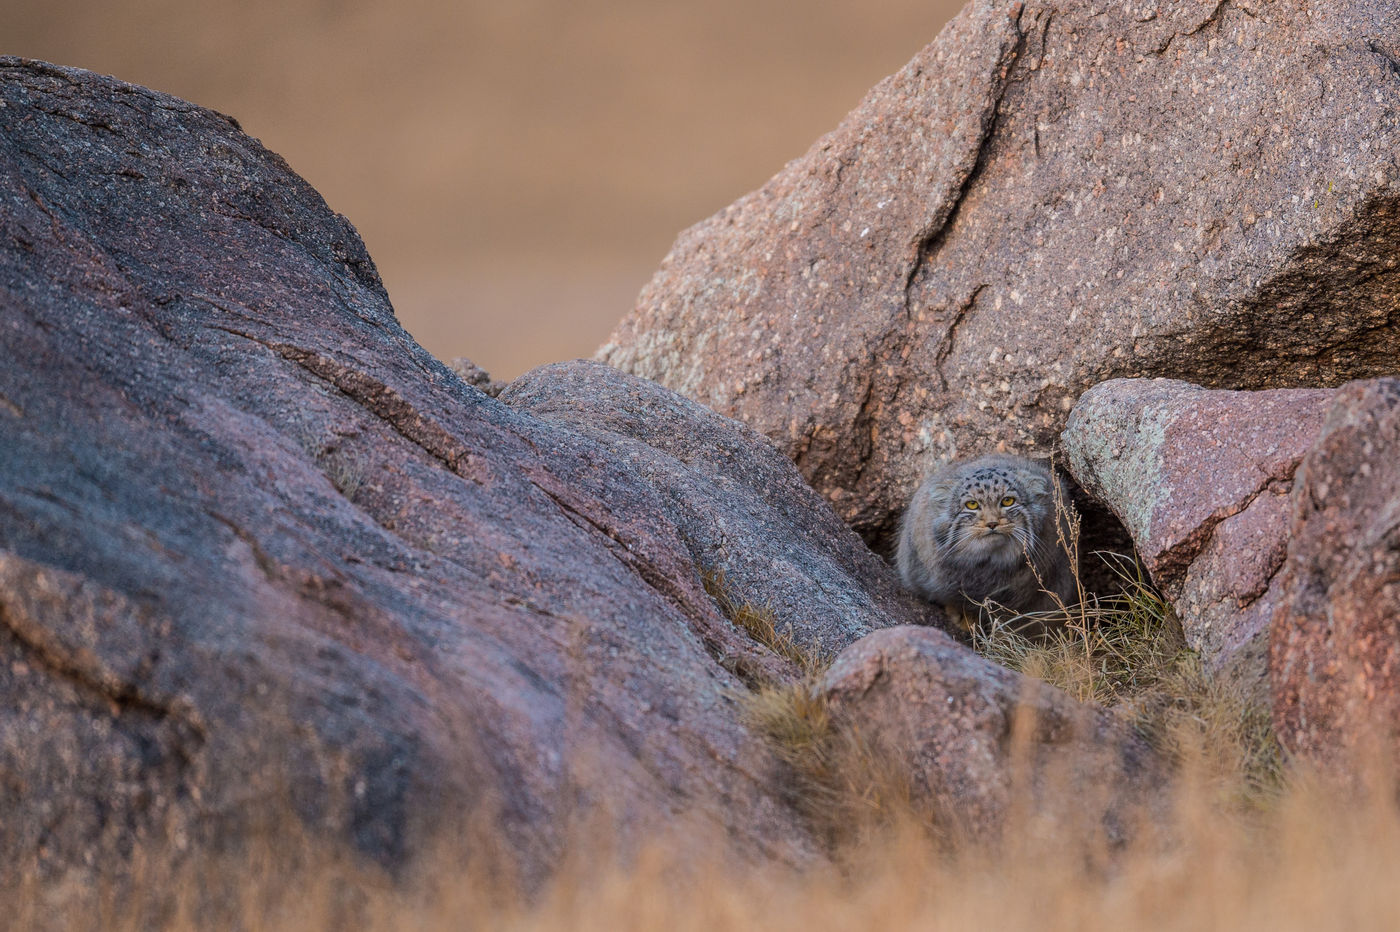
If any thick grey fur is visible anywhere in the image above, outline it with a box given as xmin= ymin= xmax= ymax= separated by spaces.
xmin=896 ymin=453 xmax=1076 ymax=629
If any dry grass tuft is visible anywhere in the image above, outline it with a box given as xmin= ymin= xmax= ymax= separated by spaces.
xmin=975 ymin=550 xmax=1283 ymax=808
xmin=975 ymin=552 xmax=1186 ymax=704
xmin=701 ymin=568 xmax=819 ymax=672
xmin=322 ymin=450 xmax=366 ymax=500
xmin=738 ymin=668 xmax=939 ymax=851
xmin=298 ymin=425 xmax=368 ymax=501
xmin=698 ymin=568 xmax=931 ymax=848
xmin=960 ymin=460 xmax=1282 ymax=807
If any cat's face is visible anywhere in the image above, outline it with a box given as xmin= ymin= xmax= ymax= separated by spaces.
xmin=940 ymin=466 xmax=1046 ymax=559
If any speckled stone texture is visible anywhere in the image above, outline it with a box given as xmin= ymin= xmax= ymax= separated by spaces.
xmin=0 ymin=59 xmax=828 ymax=894
xmin=821 ymin=626 xmax=1165 ymax=844
xmin=502 ymin=360 xmax=945 ymax=661
xmin=1062 ymin=378 xmax=1333 ymax=691
xmin=1271 ymin=379 xmax=1400 ymax=765
xmin=601 ymin=0 xmax=1400 ymax=552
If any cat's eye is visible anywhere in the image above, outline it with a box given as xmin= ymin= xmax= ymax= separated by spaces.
xmin=1000 ymin=496 xmax=1016 ymax=507
xmin=964 ymin=500 xmax=980 ymax=510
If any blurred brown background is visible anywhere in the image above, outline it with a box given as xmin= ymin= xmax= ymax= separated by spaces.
xmin=3 ymin=0 xmax=961 ymax=380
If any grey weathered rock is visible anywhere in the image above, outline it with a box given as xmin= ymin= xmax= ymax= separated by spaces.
xmin=821 ymin=626 xmax=1165 ymax=844
xmin=601 ymin=0 xmax=1400 ymax=552
xmin=1271 ymin=379 xmax=1400 ymax=764
xmin=1062 ymin=378 xmax=1333 ymax=689
xmin=0 ymin=58 xmax=823 ymax=895
xmin=502 ymin=360 xmax=944 ymax=661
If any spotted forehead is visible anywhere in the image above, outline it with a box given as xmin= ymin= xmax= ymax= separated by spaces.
xmin=959 ymin=467 xmax=1019 ymax=497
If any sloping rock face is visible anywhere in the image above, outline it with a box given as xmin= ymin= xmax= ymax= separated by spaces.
xmin=601 ymin=0 xmax=1400 ymax=549
xmin=822 ymin=626 xmax=1164 ymax=844
xmin=1271 ymin=379 xmax=1400 ymax=763
xmin=0 ymin=58 xmax=867 ymax=893
xmin=1062 ymin=379 xmax=1333 ymax=690
xmin=502 ymin=361 xmax=943 ymax=660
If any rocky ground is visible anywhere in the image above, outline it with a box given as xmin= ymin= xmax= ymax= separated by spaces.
xmin=3 ymin=0 xmax=1400 ymax=917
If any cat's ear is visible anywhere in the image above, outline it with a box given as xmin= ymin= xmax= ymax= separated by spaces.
xmin=1020 ymin=470 xmax=1051 ymax=500
xmin=926 ymin=474 xmax=958 ymax=496
xmin=925 ymin=475 xmax=962 ymax=511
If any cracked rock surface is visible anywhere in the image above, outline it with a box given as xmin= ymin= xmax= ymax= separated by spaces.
xmin=601 ymin=0 xmax=1400 ymax=552
xmin=2 ymin=58 xmax=855 ymax=891
xmin=501 ymin=360 xmax=944 ymax=662
xmin=1271 ymin=379 xmax=1400 ymax=765
xmin=1062 ymin=378 xmax=1333 ymax=693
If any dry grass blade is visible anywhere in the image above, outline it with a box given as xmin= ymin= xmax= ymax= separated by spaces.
xmin=701 ymin=567 xmax=935 ymax=850
xmin=974 ymin=549 xmax=1283 ymax=808
xmin=701 ymin=568 xmax=819 ymax=672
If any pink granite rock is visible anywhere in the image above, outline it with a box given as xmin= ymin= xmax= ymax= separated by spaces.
xmin=821 ymin=626 xmax=1164 ymax=845
xmin=0 ymin=58 xmax=828 ymax=896
xmin=601 ymin=0 xmax=1400 ymax=555
xmin=1062 ymin=378 xmax=1333 ymax=690
xmin=501 ymin=360 xmax=945 ymax=661
xmin=1270 ymin=379 xmax=1400 ymax=764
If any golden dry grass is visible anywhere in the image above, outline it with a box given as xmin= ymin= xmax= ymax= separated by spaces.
xmin=974 ymin=552 xmax=1283 ymax=805
xmin=702 ymin=568 xmax=818 ymax=672
xmin=740 ymin=669 xmax=941 ymax=852
xmin=24 ymin=756 xmax=1400 ymax=932
xmin=506 ymin=770 xmax=1400 ymax=932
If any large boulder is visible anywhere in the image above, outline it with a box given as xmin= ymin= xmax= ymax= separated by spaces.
xmin=1270 ymin=379 xmax=1400 ymax=763
xmin=600 ymin=0 xmax=1400 ymax=549
xmin=1062 ymin=378 xmax=1333 ymax=691
xmin=2 ymin=58 xmax=856 ymax=896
